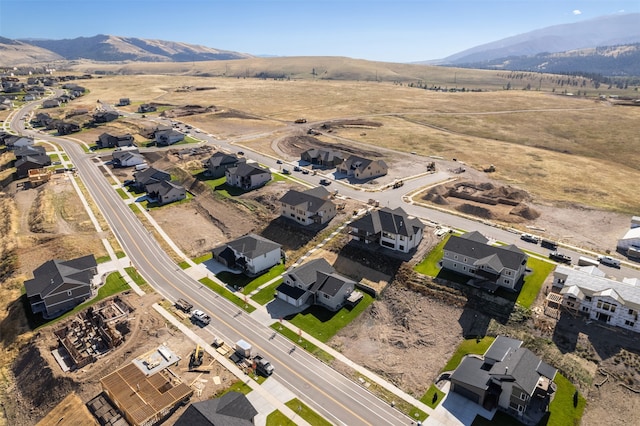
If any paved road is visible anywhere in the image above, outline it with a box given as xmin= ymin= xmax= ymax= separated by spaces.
xmin=12 ymin=99 xmax=413 ymax=425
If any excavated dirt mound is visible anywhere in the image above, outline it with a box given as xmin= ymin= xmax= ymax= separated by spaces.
xmin=456 ymin=203 xmax=494 ymax=219
xmin=510 ymin=204 xmax=541 ymax=220
xmin=278 ymin=134 xmax=383 ymax=159
xmin=161 ymin=104 xmax=216 ymax=118
xmin=484 ymin=185 xmax=529 ymax=202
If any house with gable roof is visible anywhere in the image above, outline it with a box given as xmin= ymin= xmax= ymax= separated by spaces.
xmin=97 ymin=132 xmax=134 ymax=149
xmin=225 ymin=162 xmax=271 ymax=191
xmin=212 ymin=233 xmax=282 ymax=276
xmin=276 ymin=258 xmax=361 ymax=310
xmin=112 ymin=148 xmax=145 ymax=168
xmin=146 ymin=180 xmax=186 ymax=205
xmin=155 ymin=129 xmax=185 ymax=146
xmin=175 ymin=391 xmax=257 ymax=426
xmin=551 ymin=264 xmax=640 ymax=332
xmin=300 ymin=148 xmax=344 ymax=168
xmin=279 ymin=186 xmax=336 ymax=226
xmin=337 ymin=155 xmax=388 ymax=180
xmin=133 ymin=167 xmax=171 ymax=191
xmin=441 ymin=231 xmax=528 ymax=291
xmin=205 ymin=151 xmax=246 ymax=178
xmin=24 ymin=254 xmax=97 ymax=318
xmin=450 ymin=335 xmax=557 ymax=424
xmin=348 ymin=207 xmax=424 ymax=253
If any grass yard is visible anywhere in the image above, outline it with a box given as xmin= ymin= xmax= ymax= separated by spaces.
xmin=193 ymin=252 xmax=212 ymax=264
xmin=216 ymin=264 xmax=285 ymax=294
xmin=251 ymin=280 xmax=282 ymax=305
xmin=414 ymin=234 xmax=451 ymax=276
xmin=285 ymin=398 xmax=332 ymax=426
xmin=286 ymin=293 xmax=374 ymax=343
xmin=116 ymin=188 xmax=128 ymax=200
xmin=199 ymin=277 xmax=256 ymax=313
xmin=546 ymin=374 xmax=585 ymax=426
xmin=441 ymin=336 xmax=496 ymax=372
xmin=266 ymin=410 xmax=296 ymax=426
xmin=420 ymin=384 xmax=446 ymax=409
xmin=516 ymin=257 xmax=555 ymax=308
xmin=270 ymin=323 xmax=334 ymax=363
xmin=212 ymin=379 xmax=252 ymax=398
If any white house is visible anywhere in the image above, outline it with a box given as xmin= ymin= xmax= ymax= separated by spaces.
xmin=279 ymin=186 xmax=336 ymax=226
xmin=441 ymin=231 xmax=528 ymax=291
xmin=618 ymin=217 xmax=640 ymax=258
xmin=552 ymin=265 xmax=640 ymax=333
xmin=348 ymin=207 xmax=424 ymax=253
xmin=212 ymin=234 xmax=281 ymax=276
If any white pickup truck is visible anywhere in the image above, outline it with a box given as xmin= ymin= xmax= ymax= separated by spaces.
xmin=191 ymin=309 xmax=211 ymax=325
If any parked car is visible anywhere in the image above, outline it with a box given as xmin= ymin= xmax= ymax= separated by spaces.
xmin=520 ymin=233 xmax=540 ymax=244
xmin=282 ymin=169 xmax=291 ymax=175
xmin=319 ymin=178 xmax=331 ymax=185
xmin=191 ymin=309 xmax=211 ymax=325
xmin=598 ymin=255 xmax=621 ymax=268
xmin=276 ymin=159 xmax=283 ymax=164
xmin=541 ymin=239 xmax=558 ymax=250
xmin=549 ymin=252 xmax=572 ymax=264
xmin=175 ymin=298 xmax=193 ymax=313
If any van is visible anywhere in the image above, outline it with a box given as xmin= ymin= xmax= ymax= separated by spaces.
xmin=598 ymin=255 xmax=621 ymax=268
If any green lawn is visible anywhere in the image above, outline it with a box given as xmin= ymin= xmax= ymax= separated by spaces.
xmin=285 ymin=398 xmax=332 ymax=426
xmin=420 ymin=384 xmax=446 ymax=409
xmin=193 ymin=252 xmax=212 ymax=264
xmin=414 ymin=234 xmax=452 ymax=276
xmin=178 ymin=261 xmax=191 ymax=270
xmin=287 ymin=293 xmax=374 ymax=343
xmin=212 ymin=379 xmax=252 ymax=398
xmin=546 ymin=374 xmax=586 ymax=426
xmin=116 ymin=188 xmax=129 ymax=199
xmin=252 ymin=280 xmax=282 ymax=305
xmin=266 ymin=410 xmax=296 ymax=426
xmin=216 ymin=264 xmax=285 ymax=294
xmin=124 ymin=266 xmax=152 ymax=293
xmin=441 ymin=336 xmax=496 ymax=372
xmin=115 ymin=251 xmax=126 ymax=259
xmin=270 ymin=323 xmax=334 ymax=363
xmin=516 ymin=257 xmax=555 ymax=308
xmin=35 ymin=272 xmax=130 ymax=329
xmin=198 ymin=277 xmax=256 ymax=313
xmin=95 ymin=255 xmax=112 ymax=264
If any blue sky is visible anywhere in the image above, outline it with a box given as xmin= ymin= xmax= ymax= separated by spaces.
xmin=0 ymin=0 xmax=638 ymax=62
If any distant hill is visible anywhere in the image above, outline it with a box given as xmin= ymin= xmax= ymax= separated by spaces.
xmin=13 ymin=34 xmax=253 ymax=63
xmin=429 ymin=13 xmax=640 ymax=70
xmin=0 ymin=36 xmax=63 ymax=65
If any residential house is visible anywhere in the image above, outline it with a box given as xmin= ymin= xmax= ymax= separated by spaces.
xmin=16 ymin=154 xmax=52 ymax=178
xmin=155 ymin=129 xmax=184 ymax=146
xmin=118 ymin=98 xmax=131 ymax=106
xmin=551 ymin=265 xmax=640 ymax=333
xmin=97 ymin=132 xmax=134 ymax=149
xmin=138 ymin=103 xmax=157 ymax=113
xmin=23 ymin=254 xmax=97 ymax=318
xmin=276 ymin=258 xmax=360 ymax=311
xmin=42 ymin=99 xmax=61 ymax=108
xmin=450 ymin=336 xmax=557 ymax=424
xmin=279 ymin=186 xmax=336 ymax=226
xmin=24 ymin=93 xmax=37 ymax=101
xmin=212 ymin=233 xmax=281 ymax=276
xmin=205 ymin=151 xmax=245 ymax=178
xmin=300 ymin=148 xmax=344 ymax=168
xmin=618 ymin=216 xmax=640 ymax=259
xmin=56 ymin=122 xmax=81 ymax=135
xmin=133 ymin=167 xmax=171 ymax=191
xmin=146 ymin=180 xmax=186 ymax=205
xmin=337 ymin=155 xmax=388 ymax=180
xmin=112 ymin=149 xmax=145 ymax=168
xmin=175 ymin=392 xmax=257 ymax=426
xmin=0 ymin=96 xmax=13 ymax=110
xmin=14 ymin=145 xmax=47 ymax=159
xmin=441 ymin=231 xmax=528 ymax=291
xmin=225 ymin=162 xmax=271 ymax=191
xmin=349 ymin=207 xmax=424 ymax=253
xmin=31 ymin=112 xmax=53 ymax=127
xmin=4 ymin=135 xmax=34 ymax=150
xmin=93 ymin=111 xmax=119 ymax=123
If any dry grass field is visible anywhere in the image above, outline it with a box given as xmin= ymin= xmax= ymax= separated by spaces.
xmin=71 ymin=73 xmax=640 ymax=214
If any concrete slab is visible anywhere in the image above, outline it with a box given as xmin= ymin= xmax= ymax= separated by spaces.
xmin=427 ymin=382 xmax=496 ymax=426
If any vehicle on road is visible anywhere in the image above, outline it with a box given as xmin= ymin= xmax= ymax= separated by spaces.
xmin=254 ymin=354 xmax=275 ymax=376
xmin=282 ymin=169 xmax=291 ymax=175
xmin=320 ymin=178 xmax=331 ymax=185
xmin=276 ymin=159 xmax=283 ymax=164
xmin=232 ymin=340 xmax=275 ymax=376
xmin=520 ymin=233 xmax=540 ymax=244
xmin=301 ymin=168 xmax=309 ymax=174
xmin=549 ymin=252 xmax=572 ymax=264
xmin=191 ymin=309 xmax=211 ymax=325
xmin=598 ymin=255 xmax=621 ymax=268
xmin=541 ymin=239 xmax=558 ymax=250
xmin=175 ymin=298 xmax=193 ymax=313
xmin=578 ymin=256 xmax=599 ymax=267
xmin=293 ymin=166 xmax=301 ymax=172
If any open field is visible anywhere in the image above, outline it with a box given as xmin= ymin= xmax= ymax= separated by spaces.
xmin=66 ymin=74 xmax=640 ymax=216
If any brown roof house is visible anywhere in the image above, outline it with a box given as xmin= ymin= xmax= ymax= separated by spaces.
xmin=337 ymin=155 xmax=387 ymax=180
xmin=279 ymin=186 xmax=336 ymax=226
xmin=450 ymin=336 xmax=557 ymax=424
xmin=24 ymin=254 xmax=97 ymax=319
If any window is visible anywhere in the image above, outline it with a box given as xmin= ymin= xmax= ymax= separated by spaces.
xmin=625 ymin=320 xmax=635 ymax=327
xmin=506 ymin=270 xmax=512 ymax=276
xmin=504 ymin=279 xmax=510 ymax=285
xmin=597 ymin=301 xmax=616 ymax=312
xmin=585 ymin=296 xmax=592 ymax=302
xmin=581 ymin=306 xmax=589 ymax=312
xmin=520 ymin=392 xmax=527 ymax=400
xmin=629 ymin=309 xmax=637 ymax=316
xmin=463 ymin=257 xmax=467 ymax=262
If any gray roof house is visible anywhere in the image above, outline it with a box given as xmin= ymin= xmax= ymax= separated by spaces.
xmin=336 ymin=155 xmax=388 ymax=180
xmin=146 ymin=180 xmax=186 ymax=205
xmin=300 ymin=148 xmax=344 ymax=168
xmin=450 ymin=336 xmax=557 ymax=424
xmin=133 ymin=167 xmax=171 ymax=191
xmin=349 ymin=207 xmax=424 ymax=253
xmin=97 ymin=132 xmax=134 ymax=148
xmin=276 ymin=258 xmax=360 ymax=311
xmin=205 ymin=151 xmax=246 ymax=178
xmin=93 ymin=110 xmax=119 ymax=123
xmin=174 ymin=391 xmax=258 ymax=426
xmin=14 ymin=145 xmax=47 ymax=159
xmin=24 ymin=254 xmax=97 ymax=319
xmin=212 ymin=234 xmax=282 ymax=276
xmin=5 ymin=136 xmax=34 ymax=150
xmin=441 ymin=231 xmax=528 ymax=291
xmin=112 ymin=149 xmax=145 ymax=168
xmin=225 ymin=162 xmax=271 ymax=191
xmin=279 ymin=186 xmax=336 ymax=226
xmin=155 ymin=129 xmax=184 ymax=146
xmin=16 ymin=154 xmax=52 ymax=178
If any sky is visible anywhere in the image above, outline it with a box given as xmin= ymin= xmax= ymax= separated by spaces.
xmin=0 ymin=0 xmax=638 ymax=62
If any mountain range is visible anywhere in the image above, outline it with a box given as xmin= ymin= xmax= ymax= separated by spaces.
xmin=0 ymin=13 xmax=639 ymax=76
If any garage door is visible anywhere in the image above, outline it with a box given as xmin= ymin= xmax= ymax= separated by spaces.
xmin=452 ymin=383 xmax=480 ymax=404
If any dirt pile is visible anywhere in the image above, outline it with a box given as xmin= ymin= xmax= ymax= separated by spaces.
xmin=510 ymin=204 xmax=540 ymax=220
xmin=161 ymin=104 xmax=216 ymax=118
